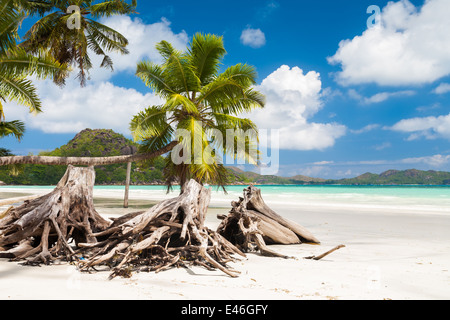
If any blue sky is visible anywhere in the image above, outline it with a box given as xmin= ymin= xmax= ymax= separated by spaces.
xmin=3 ymin=0 xmax=450 ymax=179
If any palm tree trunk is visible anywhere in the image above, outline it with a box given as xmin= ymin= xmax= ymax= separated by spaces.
xmin=0 ymin=141 xmax=178 ymax=166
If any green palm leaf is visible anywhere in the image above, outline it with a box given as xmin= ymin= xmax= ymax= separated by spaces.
xmin=19 ymin=0 xmax=135 ymax=86
xmin=136 ymin=61 xmax=175 ymax=98
xmin=0 ymin=47 xmax=69 ymax=85
xmin=132 ymin=32 xmax=265 ymax=190
xmin=0 ymin=119 xmax=25 ymax=140
xmin=0 ymin=74 xmax=42 ymax=113
xmin=90 ymin=0 xmax=137 ymax=18
xmin=188 ymin=33 xmax=226 ymax=86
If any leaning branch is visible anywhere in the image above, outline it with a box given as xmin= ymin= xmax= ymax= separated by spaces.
xmin=0 ymin=141 xmax=178 ymax=166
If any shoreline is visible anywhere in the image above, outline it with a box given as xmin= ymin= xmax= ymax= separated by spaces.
xmin=1 ymin=187 xmax=449 ymax=300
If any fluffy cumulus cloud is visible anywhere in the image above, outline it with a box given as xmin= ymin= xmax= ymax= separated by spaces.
xmin=246 ymin=65 xmax=346 ymax=151
xmin=328 ymin=0 xmax=450 ymax=86
xmin=240 ymin=27 xmax=266 ymax=48
xmin=7 ymin=79 xmax=163 ymax=135
xmin=6 ymin=17 xmax=188 ymax=135
xmin=89 ymin=16 xmax=189 ymax=81
xmin=390 ymin=113 xmax=450 ymax=140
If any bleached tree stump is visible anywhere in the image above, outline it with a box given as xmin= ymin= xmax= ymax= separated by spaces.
xmin=76 ymin=179 xmax=244 ymax=279
xmin=0 ymin=165 xmax=110 ymax=264
xmin=217 ymin=185 xmax=320 ymax=258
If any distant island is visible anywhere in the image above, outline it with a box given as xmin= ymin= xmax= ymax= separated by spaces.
xmin=1 ymin=129 xmax=450 ymax=186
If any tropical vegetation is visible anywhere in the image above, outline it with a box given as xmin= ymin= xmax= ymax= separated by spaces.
xmin=0 ymin=0 xmax=68 ymax=143
xmin=130 ymin=33 xmax=265 ymax=190
xmin=0 ymin=128 xmax=166 ymax=185
xmin=18 ymin=0 xmax=137 ymax=86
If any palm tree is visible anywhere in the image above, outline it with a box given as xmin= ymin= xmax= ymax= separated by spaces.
xmin=0 ymin=0 xmax=69 ymax=141
xmin=130 ymin=33 xmax=265 ymax=191
xmin=18 ymin=0 xmax=137 ymax=86
xmin=0 ymin=119 xmax=25 ymax=140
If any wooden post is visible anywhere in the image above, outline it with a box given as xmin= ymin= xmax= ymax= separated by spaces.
xmin=124 ymin=161 xmax=132 ymax=208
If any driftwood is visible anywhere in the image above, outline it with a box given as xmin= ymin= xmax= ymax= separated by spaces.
xmin=0 ymin=165 xmax=110 ymax=264
xmin=217 ymin=185 xmax=320 ymax=258
xmin=304 ymin=245 xmax=346 ymax=261
xmin=76 ymin=179 xmax=244 ymax=278
xmin=0 ymin=167 xmax=341 ymax=279
xmin=0 ymin=168 xmax=244 ymax=277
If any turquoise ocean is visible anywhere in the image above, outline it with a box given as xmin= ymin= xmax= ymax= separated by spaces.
xmin=2 ymin=184 xmax=450 ymax=214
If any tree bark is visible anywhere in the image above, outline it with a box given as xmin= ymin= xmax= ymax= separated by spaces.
xmin=0 ymin=165 xmax=110 ymax=264
xmin=217 ymin=185 xmax=320 ymax=258
xmin=0 ymin=141 xmax=178 ymax=166
xmin=77 ymin=179 xmax=244 ymax=279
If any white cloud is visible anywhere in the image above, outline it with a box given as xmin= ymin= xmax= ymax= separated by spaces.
xmin=7 ymin=79 xmax=162 ymax=135
xmin=348 ymin=89 xmax=415 ymax=104
xmin=5 ymin=17 xmax=188 ymax=136
xmin=246 ymin=65 xmax=346 ymax=151
xmin=328 ymin=0 xmax=450 ymax=86
xmin=350 ymin=124 xmax=380 ymax=134
xmin=433 ymin=83 xmax=450 ymax=94
xmin=240 ymin=28 xmax=266 ymax=48
xmin=374 ymin=142 xmax=392 ymax=151
xmin=401 ymin=154 xmax=450 ymax=167
xmin=390 ymin=113 xmax=450 ymax=140
xmin=90 ymin=16 xmax=189 ymax=81
xmin=313 ymin=161 xmax=334 ymax=165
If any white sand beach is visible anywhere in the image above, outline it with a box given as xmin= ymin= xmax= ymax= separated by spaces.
xmin=1 ymin=186 xmax=449 ymax=300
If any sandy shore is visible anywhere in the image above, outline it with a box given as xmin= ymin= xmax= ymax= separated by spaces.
xmin=0 ymin=187 xmax=449 ymax=300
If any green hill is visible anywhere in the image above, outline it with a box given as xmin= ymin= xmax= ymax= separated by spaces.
xmin=327 ymin=169 xmax=450 ymax=185
xmin=2 ymin=129 xmax=450 ymax=186
xmin=0 ymin=129 xmax=165 ymax=185
xmin=225 ymin=166 xmax=326 ymax=185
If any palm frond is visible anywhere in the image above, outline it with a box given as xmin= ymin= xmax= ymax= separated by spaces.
xmin=196 ymin=76 xmax=245 ymax=109
xmin=0 ymin=0 xmax=25 ymax=55
xmin=221 ymin=63 xmax=258 ymax=87
xmin=12 ymin=0 xmax=55 ymax=16
xmin=0 ymin=47 xmax=69 ymax=85
xmin=130 ymin=106 xmax=173 ymax=142
xmin=135 ymin=60 xmax=175 ymax=97
xmin=0 ymin=119 xmax=25 ymax=141
xmin=156 ymin=40 xmax=200 ymax=94
xmin=86 ymin=19 xmax=129 ymax=54
xmin=163 ymin=93 xmax=199 ymax=115
xmin=89 ymin=0 xmax=137 ymax=18
xmin=0 ymin=73 xmax=42 ymax=113
xmin=188 ymin=33 xmax=226 ymax=86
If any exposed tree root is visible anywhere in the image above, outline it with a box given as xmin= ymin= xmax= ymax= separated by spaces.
xmin=0 ymin=165 xmax=110 ymax=264
xmin=76 ymin=179 xmax=244 ymax=279
xmin=217 ymin=185 xmax=320 ymax=258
